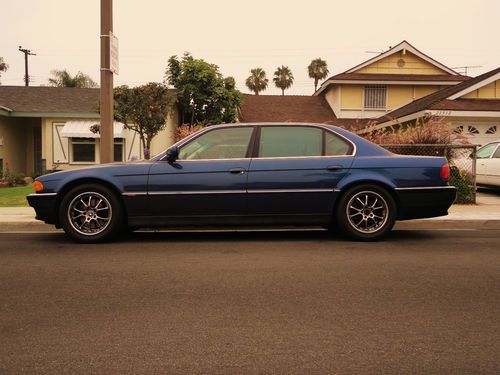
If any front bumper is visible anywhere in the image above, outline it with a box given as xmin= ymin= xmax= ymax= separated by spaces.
xmin=26 ymin=193 xmax=58 ymax=225
xmin=396 ymin=186 xmax=457 ymax=220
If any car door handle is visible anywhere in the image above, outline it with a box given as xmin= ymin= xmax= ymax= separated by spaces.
xmin=326 ymin=165 xmax=343 ymax=171
xmin=229 ymin=168 xmax=246 ymax=175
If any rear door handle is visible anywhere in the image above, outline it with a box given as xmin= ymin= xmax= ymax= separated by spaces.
xmin=326 ymin=165 xmax=343 ymax=171
xmin=229 ymin=168 xmax=246 ymax=174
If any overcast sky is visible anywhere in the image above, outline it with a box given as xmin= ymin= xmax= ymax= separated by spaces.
xmin=1 ymin=0 xmax=499 ymax=95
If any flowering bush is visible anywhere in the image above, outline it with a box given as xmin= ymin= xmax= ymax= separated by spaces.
xmin=174 ymin=124 xmax=203 ymax=142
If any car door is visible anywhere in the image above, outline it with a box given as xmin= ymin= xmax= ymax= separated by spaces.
xmin=246 ymin=125 xmax=354 ymax=221
xmin=147 ymin=126 xmax=255 ymax=222
xmin=486 ymin=144 xmax=500 ymax=186
xmin=476 ymin=142 xmax=499 ymax=185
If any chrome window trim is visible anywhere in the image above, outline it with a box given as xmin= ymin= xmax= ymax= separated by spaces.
xmin=159 ymin=124 xmax=357 ymax=162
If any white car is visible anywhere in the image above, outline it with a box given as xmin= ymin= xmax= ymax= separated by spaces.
xmin=476 ymin=141 xmax=500 ymax=188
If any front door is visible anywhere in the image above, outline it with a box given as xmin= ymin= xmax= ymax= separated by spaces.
xmin=147 ymin=126 xmax=255 ymax=222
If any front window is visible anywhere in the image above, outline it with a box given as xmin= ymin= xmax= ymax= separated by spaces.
xmin=178 ymin=127 xmax=253 ymax=160
xmin=71 ymin=138 xmax=95 ymax=163
xmin=364 ymin=85 xmax=387 ymax=109
xmin=259 ymin=126 xmax=322 ymax=157
xmin=476 ymin=143 xmax=499 ymax=159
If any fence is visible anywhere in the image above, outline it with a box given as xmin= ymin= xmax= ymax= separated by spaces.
xmin=380 ymin=144 xmax=478 ymax=204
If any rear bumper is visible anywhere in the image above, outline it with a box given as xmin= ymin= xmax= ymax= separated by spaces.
xmin=396 ymin=186 xmax=456 ymax=220
xmin=26 ymin=193 xmax=58 ymax=225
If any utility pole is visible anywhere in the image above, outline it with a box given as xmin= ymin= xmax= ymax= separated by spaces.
xmin=18 ymin=46 xmax=36 ymax=86
xmin=100 ymin=0 xmax=114 ymax=164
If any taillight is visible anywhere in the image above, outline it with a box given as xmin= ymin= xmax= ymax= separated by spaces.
xmin=440 ymin=163 xmax=450 ymax=180
xmin=34 ymin=180 xmax=44 ymax=192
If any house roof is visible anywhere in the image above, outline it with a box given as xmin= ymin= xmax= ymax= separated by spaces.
xmin=314 ymin=41 xmax=467 ymax=96
xmin=239 ymin=94 xmax=338 ymax=125
xmin=375 ymin=67 xmax=500 ymax=124
xmin=345 ymin=40 xmax=460 ymax=75
xmin=321 ymin=73 xmax=468 ymax=83
xmin=429 ymin=99 xmax=500 ymax=111
xmin=0 ymin=86 xmax=99 ymax=114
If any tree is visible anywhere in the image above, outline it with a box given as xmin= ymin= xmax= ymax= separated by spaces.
xmin=273 ymin=65 xmax=294 ymax=96
xmin=0 ymin=57 xmax=8 ymax=84
xmin=308 ymin=58 xmax=329 ymax=92
xmin=164 ymin=53 xmax=242 ymax=126
xmin=113 ymin=82 xmax=175 ymax=159
xmin=48 ymin=69 xmax=97 ymax=88
xmin=245 ymin=68 xmax=268 ymax=95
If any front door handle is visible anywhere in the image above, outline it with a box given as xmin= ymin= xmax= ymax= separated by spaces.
xmin=326 ymin=165 xmax=343 ymax=171
xmin=229 ymin=168 xmax=246 ymax=175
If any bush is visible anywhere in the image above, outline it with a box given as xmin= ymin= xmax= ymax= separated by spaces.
xmin=174 ymin=123 xmax=203 ymax=142
xmin=449 ymin=166 xmax=474 ymax=204
xmin=2 ymin=168 xmax=25 ymax=187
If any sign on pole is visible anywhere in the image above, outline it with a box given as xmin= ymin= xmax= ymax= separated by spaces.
xmin=110 ymin=31 xmax=119 ymax=75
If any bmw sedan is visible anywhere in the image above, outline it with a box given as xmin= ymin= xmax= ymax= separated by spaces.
xmin=28 ymin=123 xmax=456 ymax=242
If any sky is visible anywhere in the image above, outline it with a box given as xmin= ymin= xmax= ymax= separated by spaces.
xmin=1 ymin=0 xmax=499 ymax=95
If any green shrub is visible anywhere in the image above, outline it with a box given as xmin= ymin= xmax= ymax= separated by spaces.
xmin=2 ymin=167 xmax=25 ymax=187
xmin=449 ymin=166 xmax=474 ymax=204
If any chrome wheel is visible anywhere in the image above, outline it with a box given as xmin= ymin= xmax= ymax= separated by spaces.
xmin=346 ymin=190 xmax=388 ymax=234
xmin=67 ymin=192 xmax=112 ymax=236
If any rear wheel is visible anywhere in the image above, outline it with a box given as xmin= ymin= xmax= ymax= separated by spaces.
xmin=59 ymin=184 xmax=124 ymax=243
xmin=335 ymin=184 xmax=396 ymax=241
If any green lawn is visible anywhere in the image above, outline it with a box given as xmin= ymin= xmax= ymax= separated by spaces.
xmin=0 ymin=183 xmax=33 ymax=207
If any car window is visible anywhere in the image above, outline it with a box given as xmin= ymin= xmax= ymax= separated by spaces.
xmin=325 ymin=131 xmax=353 ymax=156
xmin=493 ymin=145 xmax=500 ymax=158
xmin=178 ymin=127 xmax=253 ymax=160
xmin=259 ymin=126 xmax=322 ymax=157
xmin=476 ymin=143 xmax=499 ymax=159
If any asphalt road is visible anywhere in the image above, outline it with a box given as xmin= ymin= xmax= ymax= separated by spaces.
xmin=1 ymin=229 xmax=499 ymax=374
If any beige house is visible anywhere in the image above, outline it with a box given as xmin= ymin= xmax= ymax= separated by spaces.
xmin=0 ymin=86 xmax=177 ymax=176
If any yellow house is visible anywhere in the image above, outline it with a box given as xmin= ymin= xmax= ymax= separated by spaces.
xmin=362 ymin=66 xmax=500 ymax=146
xmin=314 ymin=40 xmax=469 ymax=120
xmin=0 ymin=86 xmax=178 ymax=176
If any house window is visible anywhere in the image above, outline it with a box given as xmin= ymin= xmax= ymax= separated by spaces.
xmin=71 ymin=138 xmax=96 ymax=163
xmin=114 ymin=139 xmax=124 ymax=162
xmin=364 ymin=85 xmax=387 ymax=109
xmin=486 ymin=126 xmax=497 ymax=134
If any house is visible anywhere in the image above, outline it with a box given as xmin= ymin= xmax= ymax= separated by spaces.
xmin=360 ymin=67 xmax=500 ymax=146
xmin=0 ymin=86 xmax=177 ymax=176
xmin=241 ymin=40 xmax=499 ymax=145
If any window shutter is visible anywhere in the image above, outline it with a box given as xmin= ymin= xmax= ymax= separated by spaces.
xmin=52 ymin=123 xmax=69 ymax=163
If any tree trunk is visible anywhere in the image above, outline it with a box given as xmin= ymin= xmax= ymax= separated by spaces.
xmin=145 ymin=138 xmax=151 ymax=160
xmin=314 ymin=78 xmax=318 ymax=91
xmin=281 ymin=88 xmax=284 ymax=96
xmin=140 ymin=135 xmax=148 ymax=160
xmin=255 ymin=90 xmax=259 ymax=95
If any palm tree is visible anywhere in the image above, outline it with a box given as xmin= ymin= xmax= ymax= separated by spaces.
xmin=0 ymin=57 xmax=8 ymax=84
xmin=245 ymin=68 xmax=268 ymax=95
xmin=308 ymin=58 xmax=329 ymax=92
xmin=48 ymin=69 xmax=98 ymax=88
xmin=273 ymin=66 xmax=294 ymax=96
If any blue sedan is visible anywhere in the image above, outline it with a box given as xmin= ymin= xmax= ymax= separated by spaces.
xmin=28 ymin=123 xmax=456 ymax=242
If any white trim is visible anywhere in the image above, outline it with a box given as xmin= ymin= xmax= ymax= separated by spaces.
xmin=447 ymin=71 xmax=500 ymax=100
xmin=346 ymin=41 xmax=459 ymax=75
xmin=427 ymin=110 xmax=500 ymax=118
xmin=324 ymin=80 xmax=460 ymax=86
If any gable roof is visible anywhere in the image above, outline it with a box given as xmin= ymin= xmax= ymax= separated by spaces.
xmin=315 ymin=41 xmax=467 ymax=96
xmin=0 ymin=86 xmax=99 ymax=115
xmin=374 ymin=66 xmax=500 ymax=125
xmin=239 ymin=94 xmax=338 ymax=124
xmin=345 ymin=40 xmax=460 ymax=75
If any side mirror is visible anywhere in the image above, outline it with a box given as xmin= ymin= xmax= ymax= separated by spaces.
xmin=165 ymin=146 xmax=179 ymax=163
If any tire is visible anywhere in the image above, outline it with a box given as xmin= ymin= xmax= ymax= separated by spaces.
xmin=335 ymin=184 xmax=396 ymax=241
xmin=59 ymin=183 xmax=124 ymax=243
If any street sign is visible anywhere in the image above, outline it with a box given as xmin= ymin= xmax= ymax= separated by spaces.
xmin=110 ymin=31 xmax=119 ymax=75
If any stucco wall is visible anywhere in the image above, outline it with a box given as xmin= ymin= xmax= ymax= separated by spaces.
xmin=356 ymin=51 xmax=448 ymax=75
xmin=461 ymin=79 xmax=500 ymax=99
xmin=0 ymin=116 xmax=40 ymax=175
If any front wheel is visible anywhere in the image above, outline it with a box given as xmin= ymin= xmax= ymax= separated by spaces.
xmin=59 ymin=184 xmax=124 ymax=243
xmin=335 ymin=184 xmax=396 ymax=241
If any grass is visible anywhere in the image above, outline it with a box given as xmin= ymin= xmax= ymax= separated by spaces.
xmin=0 ymin=183 xmax=33 ymax=207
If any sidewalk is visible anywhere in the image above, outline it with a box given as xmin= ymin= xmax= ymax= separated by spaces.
xmin=1 ymin=192 xmax=499 ymax=231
